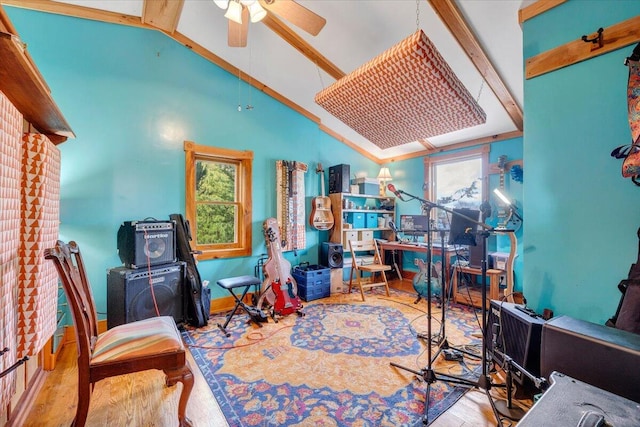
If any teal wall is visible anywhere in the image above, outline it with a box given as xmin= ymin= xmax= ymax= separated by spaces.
xmin=523 ymin=1 xmax=640 ymax=323
xmin=6 ymin=8 xmax=385 ymax=316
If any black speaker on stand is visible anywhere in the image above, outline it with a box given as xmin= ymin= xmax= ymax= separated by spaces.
xmin=320 ymin=242 xmax=343 ymax=268
xmin=107 ymin=262 xmax=186 ymax=329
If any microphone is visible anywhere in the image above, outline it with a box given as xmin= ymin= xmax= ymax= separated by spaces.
xmin=387 ymin=183 xmax=405 ymax=201
xmin=388 ymin=219 xmax=400 ymax=241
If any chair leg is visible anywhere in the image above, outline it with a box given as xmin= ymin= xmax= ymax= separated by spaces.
xmin=348 ymin=267 xmax=355 ymax=294
xmin=165 ymin=360 xmax=195 ymax=427
xmin=357 ymin=271 xmax=366 ymax=301
xmin=73 ymin=376 xmax=92 ymax=427
xmin=381 ymin=271 xmax=390 ymax=297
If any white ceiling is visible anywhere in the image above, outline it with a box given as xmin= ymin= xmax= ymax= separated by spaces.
xmin=43 ymin=0 xmax=532 ymax=161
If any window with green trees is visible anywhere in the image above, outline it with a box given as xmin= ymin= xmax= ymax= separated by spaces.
xmin=184 ymin=141 xmax=253 ymax=259
xmin=423 ymin=146 xmax=488 ymax=236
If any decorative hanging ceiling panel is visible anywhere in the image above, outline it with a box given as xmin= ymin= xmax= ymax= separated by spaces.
xmin=315 ymin=30 xmax=486 ymax=149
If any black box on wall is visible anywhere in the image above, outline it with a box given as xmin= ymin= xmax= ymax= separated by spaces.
xmin=328 ymin=164 xmax=350 ymax=194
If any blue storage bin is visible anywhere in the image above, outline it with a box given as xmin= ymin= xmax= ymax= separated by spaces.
xmin=347 ymin=212 xmax=365 ymax=228
xmin=293 ymin=264 xmax=331 ymax=302
xmin=365 ymin=213 xmax=377 ymax=228
xmin=351 ymin=178 xmax=379 ymax=195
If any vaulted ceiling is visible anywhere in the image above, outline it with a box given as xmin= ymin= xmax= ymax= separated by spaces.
xmin=2 ymin=0 xmax=535 ymax=163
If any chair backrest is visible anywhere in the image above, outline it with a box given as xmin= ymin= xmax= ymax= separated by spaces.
xmin=45 ymin=240 xmax=99 ymax=371
xmin=348 ymin=240 xmax=383 ymax=267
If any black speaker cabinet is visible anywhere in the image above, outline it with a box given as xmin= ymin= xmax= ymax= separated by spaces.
xmin=541 ymin=315 xmax=640 ymax=403
xmin=328 ymin=164 xmax=350 ymax=194
xmin=321 ymin=242 xmax=343 ymax=268
xmin=117 ymin=220 xmax=176 ymax=269
xmin=486 ymin=300 xmax=545 ymax=384
xmin=107 ymin=262 xmax=185 ymax=329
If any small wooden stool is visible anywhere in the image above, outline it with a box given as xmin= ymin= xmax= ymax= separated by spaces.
xmin=216 ymin=275 xmax=262 ymax=337
xmin=451 ymin=266 xmax=503 ymax=308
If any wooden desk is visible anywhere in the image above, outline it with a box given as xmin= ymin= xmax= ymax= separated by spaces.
xmin=451 ymin=265 xmax=503 ymax=308
xmin=378 ymin=241 xmax=458 ymax=287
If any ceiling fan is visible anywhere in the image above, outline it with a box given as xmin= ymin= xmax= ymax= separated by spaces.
xmin=213 ymin=0 xmax=326 ymax=47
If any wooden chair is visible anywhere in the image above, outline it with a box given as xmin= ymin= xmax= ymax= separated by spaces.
xmin=45 ymin=240 xmax=194 ymax=427
xmin=348 ymin=239 xmax=391 ymax=301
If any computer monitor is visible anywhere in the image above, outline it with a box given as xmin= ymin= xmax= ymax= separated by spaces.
xmin=400 ymin=215 xmax=429 ymax=236
xmin=448 ymin=208 xmax=480 ymax=246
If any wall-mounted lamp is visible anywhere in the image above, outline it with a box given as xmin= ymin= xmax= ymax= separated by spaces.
xmin=377 ymin=167 xmax=392 ymax=196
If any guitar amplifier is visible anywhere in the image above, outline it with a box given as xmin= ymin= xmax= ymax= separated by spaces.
xmin=485 ymin=300 xmax=545 ymax=384
xmin=117 ymin=220 xmax=176 ymax=269
xmin=107 ymin=262 xmax=185 ymax=329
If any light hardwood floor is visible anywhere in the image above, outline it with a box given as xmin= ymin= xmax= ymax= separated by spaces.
xmin=24 ymin=282 xmax=532 ymax=426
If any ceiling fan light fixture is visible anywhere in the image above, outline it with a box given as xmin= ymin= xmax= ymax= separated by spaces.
xmin=213 ymin=0 xmax=229 ymax=9
xmin=247 ymin=1 xmax=267 ymax=23
xmin=224 ymin=0 xmax=244 ymax=24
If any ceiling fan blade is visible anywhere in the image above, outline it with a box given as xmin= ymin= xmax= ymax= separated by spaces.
xmin=261 ymin=0 xmax=326 ymax=36
xmin=228 ymin=6 xmax=249 ymax=47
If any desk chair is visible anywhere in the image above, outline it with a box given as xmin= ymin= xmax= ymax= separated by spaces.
xmin=45 ymin=240 xmax=193 ymax=427
xmin=348 ymin=240 xmax=391 ymax=301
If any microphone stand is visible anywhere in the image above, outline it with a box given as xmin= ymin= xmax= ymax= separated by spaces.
xmin=388 ymin=187 xmax=505 ymax=426
xmin=422 ymin=228 xmax=480 ymax=364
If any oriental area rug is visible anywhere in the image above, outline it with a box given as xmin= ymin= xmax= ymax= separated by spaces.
xmin=182 ymin=289 xmax=483 ymax=426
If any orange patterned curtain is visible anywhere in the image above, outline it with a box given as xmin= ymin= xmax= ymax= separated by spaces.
xmin=276 ymin=160 xmax=307 ymax=252
xmin=0 ymin=91 xmax=22 ymax=408
xmin=17 ymin=133 xmax=60 ymax=358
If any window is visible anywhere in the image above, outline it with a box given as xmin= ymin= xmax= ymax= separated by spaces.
xmin=184 ymin=141 xmax=253 ymax=259
xmin=424 ymin=146 xmax=488 ymax=231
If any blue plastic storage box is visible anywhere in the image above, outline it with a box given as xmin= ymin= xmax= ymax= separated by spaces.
xmin=292 ymin=264 xmax=331 ymax=302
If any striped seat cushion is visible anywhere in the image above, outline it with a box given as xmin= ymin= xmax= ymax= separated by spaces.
xmin=92 ymin=316 xmax=184 ymax=364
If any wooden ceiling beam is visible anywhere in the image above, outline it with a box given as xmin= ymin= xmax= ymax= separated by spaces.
xmin=417 ymin=138 xmax=437 ymax=151
xmin=262 ymin=13 xmax=345 ymax=81
xmin=0 ymin=0 xmax=146 ymax=28
xmin=428 ymin=0 xmax=524 ymax=132
xmin=142 ymin=0 xmax=184 ymax=34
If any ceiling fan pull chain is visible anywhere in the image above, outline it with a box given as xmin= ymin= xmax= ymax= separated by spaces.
xmin=315 ymin=62 xmax=325 ymax=90
xmin=247 ymin=45 xmax=253 ymax=110
xmin=237 ymin=65 xmax=242 ymax=112
xmin=476 ymin=78 xmax=485 ymax=103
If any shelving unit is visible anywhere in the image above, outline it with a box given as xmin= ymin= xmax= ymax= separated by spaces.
xmin=328 ymin=193 xmax=396 ymax=247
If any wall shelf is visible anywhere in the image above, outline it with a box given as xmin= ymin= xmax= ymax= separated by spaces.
xmin=0 ymin=26 xmax=74 ymax=143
